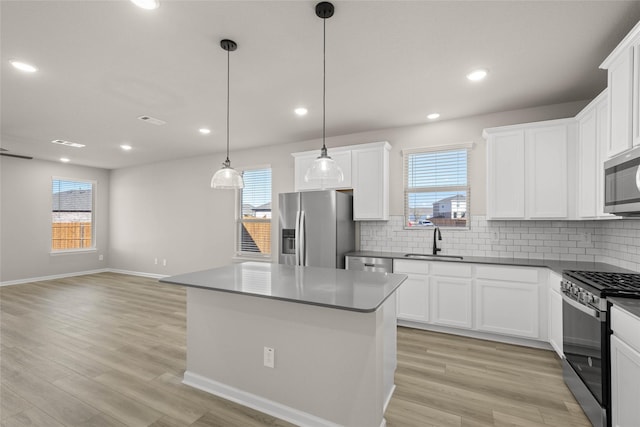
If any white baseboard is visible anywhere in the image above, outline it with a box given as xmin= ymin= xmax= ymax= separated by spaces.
xmin=397 ymin=320 xmax=553 ymax=351
xmin=0 ymin=268 xmax=110 ymax=287
xmin=182 ymin=371 xmax=343 ymax=427
xmin=107 ymin=269 xmax=167 ymax=280
xmin=0 ymin=268 xmax=167 ymax=286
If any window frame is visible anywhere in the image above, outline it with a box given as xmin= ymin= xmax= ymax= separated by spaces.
xmin=50 ymin=176 xmax=97 ymax=254
xmin=235 ymin=165 xmax=272 ymax=260
xmin=402 ymin=143 xmax=472 ymax=230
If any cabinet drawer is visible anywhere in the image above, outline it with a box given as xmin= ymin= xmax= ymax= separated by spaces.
xmin=393 ymin=259 xmax=429 ymax=275
xmin=431 ymin=262 xmax=472 ymax=278
xmin=612 ymin=305 xmax=640 ymax=354
xmin=476 ymin=265 xmax=539 ymax=283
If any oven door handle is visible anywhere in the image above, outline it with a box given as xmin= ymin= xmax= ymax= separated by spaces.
xmin=562 ymin=293 xmax=600 ymax=319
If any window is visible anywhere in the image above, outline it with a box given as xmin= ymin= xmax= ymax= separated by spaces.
xmin=52 ymin=178 xmax=95 ymax=250
xmin=237 ymin=167 xmax=272 ymax=257
xmin=403 ymin=144 xmax=471 ymax=229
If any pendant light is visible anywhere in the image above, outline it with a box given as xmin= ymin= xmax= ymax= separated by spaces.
xmin=211 ymin=39 xmax=244 ymax=189
xmin=304 ymin=1 xmax=344 ymax=187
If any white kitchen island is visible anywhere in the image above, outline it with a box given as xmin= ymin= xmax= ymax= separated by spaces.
xmin=160 ymin=262 xmax=406 ymax=427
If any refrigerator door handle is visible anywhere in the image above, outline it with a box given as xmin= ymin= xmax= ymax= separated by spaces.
xmin=300 ymin=210 xmax=306 ymax=266
xmin=295 ymin=210 xmax=301 ymax=266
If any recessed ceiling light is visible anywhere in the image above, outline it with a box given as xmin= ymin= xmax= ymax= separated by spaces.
xmin=199 ymin=128 xmax=211 ymax=135
xmin=120 ymin=144 xmax=133 ymax=151
xmin=427 ymin=113 xmax=440 ymax=120
xmin=294 ymin=107 xmax=308 ymax=116
xmin=466 ymin=69 xmax=488 ymax=82
xmin=51 ymin=139 xmax=85 ymax=148
xmin=10 ymin=60 xmax=37 ymax=73
xmin=60 ymin=157 xmax=70 ymax=163
xmin=130 ymin=0 xmax=159 ymax=10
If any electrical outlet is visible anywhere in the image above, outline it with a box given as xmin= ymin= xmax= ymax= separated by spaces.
xmin=154 ymin=258 xmax=158 ymax=265
xmin=491 ymin=231 xmax=500 ymax=243
xmin=98 ymin=254 xmax=104 ymax=261
xmin=264 ymin=347 xmax=275 ymax=368
xmin=162 ymin=259 xmax=167 ymax=266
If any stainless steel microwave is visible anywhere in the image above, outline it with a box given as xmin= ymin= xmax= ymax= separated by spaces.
xmin=604 ymin=145 xmax=640 ymax=216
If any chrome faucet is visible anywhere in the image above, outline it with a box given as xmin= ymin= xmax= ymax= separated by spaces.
xmin=433 ymin=227 xmax=442 ymax=255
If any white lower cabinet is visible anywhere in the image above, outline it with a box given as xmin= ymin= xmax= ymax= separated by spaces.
xmin=475 ymin=279 xmax=539 ymax=339
xmin=548 ymin=272 xmax=563 ymax=357
xmin=610 ymin=305 xmax=640 ymax=427
xmin=395 ymin=260 xmax=548 ymax=343
xmin=431 ymin=276 xmax=473 ymax=329
xmin=394 ymin=260 xmax=429 ymax=322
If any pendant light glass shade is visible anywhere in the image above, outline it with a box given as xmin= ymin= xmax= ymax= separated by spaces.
xmin=305 ymin=2 xmax=344 ymax=185
xmin=211 ymin=39 xmax=244 ymax=190
xmin=304 ymin=146 xmax=344 ymax=185
xmin=211 ymin=159 xmax=244 ymax=189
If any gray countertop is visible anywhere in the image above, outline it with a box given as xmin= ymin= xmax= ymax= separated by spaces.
xmin=160 ymin=262 xmax=407 ymax=313
xmin=609 ymin=297 xmax=640 ymax=320
xmin=346 ymin=251 xmax=637 ymax=275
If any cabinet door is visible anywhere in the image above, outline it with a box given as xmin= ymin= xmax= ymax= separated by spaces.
xmin=578 ymin=109 xmax=598 ymax=218
xmin=352 ymin=144 xmax=389 ymax=220
xmin=396 ymin=274 xmax=429 ymax=322
xmin=526 ymin=125 xmax=568 ymax=218
xmin=548 ymin=287 xmax=563 ymax=358
xmin=608 ymin=48 xmax=634 ymax=157
xmin=293 ymin=150 xmax=352 ymax=192
xmin=475 ymin=280 xmax=540 ymax=339
xmin=611 ymin=335 xmax=640 ymax=427
xmin=430 ymin=276 xmax=473 ymax=329
xmin=634 ymin=43 xmax=640 ymax=148
xmin=596 ymin=96 xmax=616 ymax=218
xmin=486 ymin=130 xmax=525 ymax=219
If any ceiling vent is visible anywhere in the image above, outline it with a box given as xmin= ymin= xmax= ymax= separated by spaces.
xmin=51 ymin=139 xmax=85 ymax=148
xmin=137 ymin=115 xmax=166 ymax=126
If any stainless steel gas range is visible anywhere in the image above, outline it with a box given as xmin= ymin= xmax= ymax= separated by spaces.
xmin=561 ymin=270 xmax=640 ymax=427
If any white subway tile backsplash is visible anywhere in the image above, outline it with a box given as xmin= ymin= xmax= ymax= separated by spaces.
xmin=359 ymin=215 xmax=640 ymax=272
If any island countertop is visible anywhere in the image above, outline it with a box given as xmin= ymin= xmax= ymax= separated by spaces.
xmin=160 ymin=262 xmax=407 ymax=313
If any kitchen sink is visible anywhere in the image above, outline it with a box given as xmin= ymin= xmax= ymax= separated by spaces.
xmin=403 ymin=253 xmax=464 ymax=261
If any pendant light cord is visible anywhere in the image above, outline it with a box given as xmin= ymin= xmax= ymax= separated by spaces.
xmin=226 ymin=47 xmax=231 ymax=164
xmin=322 ymin=17 xmax=327 ymax=152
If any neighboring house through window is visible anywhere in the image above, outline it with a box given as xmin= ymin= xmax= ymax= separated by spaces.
xmin=52 ymin=178 xmax=95 ymax=250
xmin=238 ymin=167 xmax=272 ymax=257
xmin=403 ymin=144 xmax=471 ymax=229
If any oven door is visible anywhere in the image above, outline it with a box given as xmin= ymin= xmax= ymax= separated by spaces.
xmin=562 ymin=294 xmax=607 ymax=405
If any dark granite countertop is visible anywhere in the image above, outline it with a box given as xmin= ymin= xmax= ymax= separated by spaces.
xmin=160 ymin=262 xmax=407 ymax=313
xmin=346 ymin=251 xmax=637 ymax=276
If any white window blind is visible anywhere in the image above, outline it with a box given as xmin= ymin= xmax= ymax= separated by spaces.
xmin=404 ymin=146 xmax=470 ymax=229
xmin=51 ymin=178 xmax=95 ymax=250
xmin=237 ymin=168 xmax=272 ymax=256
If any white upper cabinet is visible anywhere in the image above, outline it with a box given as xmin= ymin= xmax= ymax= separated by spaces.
xmin=526 ymin=124 xmax=569 ymax=218
xmin=352 ymin=142 xmax=390 ymax=220
xmin=484 ymin=119 xmax=574 ymax=220
xmin=292 ymin=141 xmax=391 ymax=221
xmin=486 ymin=130 xmax=526 ymax=219
xmin=600 ymin=21 xmax=640 ymax=157
xmin=576 ymin=91 xmax=617 ymax=219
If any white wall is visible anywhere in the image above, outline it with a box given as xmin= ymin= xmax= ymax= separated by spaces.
xmin=0 ymin=157 xmax=110 ymax=282
xmin=109 ymin=100 xmax=588 ymax=276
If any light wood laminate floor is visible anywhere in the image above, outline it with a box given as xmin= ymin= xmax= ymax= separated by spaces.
xmin=0 ymin=273 xmax=591 ymax=427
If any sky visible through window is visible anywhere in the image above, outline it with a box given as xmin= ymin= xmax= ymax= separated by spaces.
xmin=242 ymin=169 xmax=271 ymax=207
xmin=52 ymin=180 xmax=92 ymax=194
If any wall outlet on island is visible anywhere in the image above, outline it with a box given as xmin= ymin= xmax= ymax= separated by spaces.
xmin=163 ymin=259 xmax=167 ymax=267
xmin=264 ymin=347 xmax=275 ymax=368
xmin=154 ymin=258 xmax=158 ymax=265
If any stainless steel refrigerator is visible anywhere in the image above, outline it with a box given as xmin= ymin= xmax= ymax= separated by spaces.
xmin=278 ymin=190 xmax=355 ymax=269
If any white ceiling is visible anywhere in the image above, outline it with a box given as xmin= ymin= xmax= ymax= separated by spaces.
xmin=2 ymin=1 xmax=640 ymax=170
